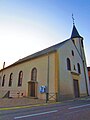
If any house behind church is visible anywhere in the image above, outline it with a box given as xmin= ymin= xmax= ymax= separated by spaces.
xmin=87 ymin=67 xmax=90 ymax=92
xmin=0 ymin=24 xmax=89 ymax=101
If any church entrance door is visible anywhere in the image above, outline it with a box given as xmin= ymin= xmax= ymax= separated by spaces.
xmin=73 ymin=79 xmax=80 ymax=98
xmin=28 ymin=81 xmax=38 ymax=97
xmin=30 ymin=82 xmax=35 ymax=97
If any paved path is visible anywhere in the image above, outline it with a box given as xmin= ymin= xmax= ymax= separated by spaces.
xmin=0 ymin=98 xmax=46 ymax=108
xmin=0 ymin=96 xmax=90 ymax=108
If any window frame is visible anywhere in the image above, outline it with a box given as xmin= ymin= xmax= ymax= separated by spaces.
xmin=72 ymin=50 xmax=74 ymax=56
xmin=31 ymin=67 xmax=37 ymax=81
xmin=77 ymin=63 xmax=81 ymax=74
xmin=9 ymin=73 xmax=13 ymax=87
xmin=18 ymin=71 xmax=23 ymax=87
xmin=2 ymin=75 xmax=5 ymax=87
xmin=67 ymin=58 xmax=71 ymax=71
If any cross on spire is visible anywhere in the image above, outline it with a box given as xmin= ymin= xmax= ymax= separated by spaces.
xmin=72 ymin=14 xmax=75 ymax=25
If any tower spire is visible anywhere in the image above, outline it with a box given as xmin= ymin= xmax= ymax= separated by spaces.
xmin=71 ymin=25 xmax=82 ymax=38
xmin=71 ymin=14 xmax=82 ymax=39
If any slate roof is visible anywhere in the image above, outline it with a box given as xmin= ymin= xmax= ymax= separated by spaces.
xmin=71 ymin=25 xmax=82 ymax=38
xmin=0 ymin=38 xmax=70 ymax=70
xmin=13 ymin=39 xmax=70 ymax=65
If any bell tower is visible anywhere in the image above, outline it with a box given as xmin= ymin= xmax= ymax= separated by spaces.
xmin=71 ymin=17 xmax=89 ymax=96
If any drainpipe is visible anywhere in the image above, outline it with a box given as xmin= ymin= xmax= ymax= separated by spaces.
xmin=46 ymin=53 xmax=49 ymax=103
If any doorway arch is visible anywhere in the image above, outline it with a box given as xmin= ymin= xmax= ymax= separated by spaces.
xmin=28 ymin=67 xmax=38 ymax=97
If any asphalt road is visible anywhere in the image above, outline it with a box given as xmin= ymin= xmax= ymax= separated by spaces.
xmin=0 ymin=99 xmax=90 ymax=120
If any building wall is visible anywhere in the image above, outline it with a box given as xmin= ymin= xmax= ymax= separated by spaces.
xmin=0 ymin=52 xmax=56 ymax=99
xmin=58 ymin=39 xmax=88 ymax=100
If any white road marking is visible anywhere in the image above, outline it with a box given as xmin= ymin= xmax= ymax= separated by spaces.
xmin=66 ymin=108 xmax=90 ymax=115
xmin=68 ymin=103 xmax=90 ymax=109
xmin=14 ymin=110 xmax=58 ymax=119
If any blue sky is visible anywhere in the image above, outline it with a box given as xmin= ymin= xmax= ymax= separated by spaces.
xmin=0 ymin=0 xmax=90 ymax=68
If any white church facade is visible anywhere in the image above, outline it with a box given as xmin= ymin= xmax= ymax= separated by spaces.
xmin=0 ymin=24 xmax=89 ymax=101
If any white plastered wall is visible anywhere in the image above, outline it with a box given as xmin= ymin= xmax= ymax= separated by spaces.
xmin=58 ymin=40 xmax=88 ymax=100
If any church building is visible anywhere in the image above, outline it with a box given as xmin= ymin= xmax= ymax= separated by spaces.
xmin=0 ymin=24 xmax=89 ymax=101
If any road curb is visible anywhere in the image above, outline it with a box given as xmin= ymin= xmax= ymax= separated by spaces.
xmin=0 ymin=102 xmax=61 ymax=111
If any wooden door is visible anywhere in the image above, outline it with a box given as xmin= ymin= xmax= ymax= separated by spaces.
xmin=73 ymin=79 xmax=80 ymax=98
xmin=30 ymin=82 xmax=35 ymax=97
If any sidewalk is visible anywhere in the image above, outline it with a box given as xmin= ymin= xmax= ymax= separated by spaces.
xmin=0 ymin=96 xmax=90 ymax=108
xmin=0 ymin=97 xmax=46 ymax=108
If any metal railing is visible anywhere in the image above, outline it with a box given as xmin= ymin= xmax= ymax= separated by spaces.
xmin=46 ymin=93 xmax=58 ymax=103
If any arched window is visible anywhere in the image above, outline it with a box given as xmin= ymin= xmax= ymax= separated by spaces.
xmin=9 ymin=73 xmax=13 ymax=87
xmin=72 ymin=50 xmax=74 ymax=56
xmin=74 ymin=65 xmax=76 ymax=70
xmin=31 ymin=68 xmax=37 ymax=81
xmin=77 ymin=63 xmax=81 ymax=74
xmin=67 ymin=58 xmax=71 ymax=70
xmin=18 ymin=71 xmax=23 ymax=86
xmin=2 ymin=75 xmax=5 ymax=87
